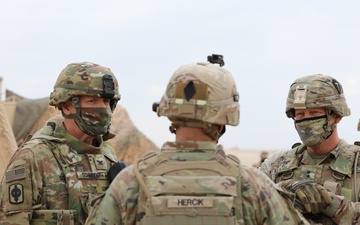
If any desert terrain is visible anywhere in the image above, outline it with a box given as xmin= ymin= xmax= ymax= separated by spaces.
xmin=225 ymin=147 xmax=275 ymax=167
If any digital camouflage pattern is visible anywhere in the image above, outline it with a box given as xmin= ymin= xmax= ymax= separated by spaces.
xmin=0 ymin=114 xmax=118 ymax=225
xmin=49 ymin=62 xmax=121 ymax=111
xmin=260 ymin=140 xmax=360 ymax=224
xmin=91 ymin=141 xmax=309 ymax=225
xmin=285 ymin=74 xmax=350 ymax=118
xmin=156 ymin=62 xmax=240 ymax=126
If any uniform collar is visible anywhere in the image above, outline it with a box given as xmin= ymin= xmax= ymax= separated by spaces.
xmin=38 ymin=115 xmax=104 ymax=154
xmin=54 ymin=125 xmax=103 ymax=154
xmin=161 ymin=141 xmax=219 ymax=152
xmin=159 ymin=141 xmax=226 ymax=161
xmin=301 ymin=139 xmax=349 ymax=165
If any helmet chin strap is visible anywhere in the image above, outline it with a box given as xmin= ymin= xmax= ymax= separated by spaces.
xmin=169 ymin=121 xmax=225 ymax=142
xmin=322 ymin=109 xmax=337 ymax=140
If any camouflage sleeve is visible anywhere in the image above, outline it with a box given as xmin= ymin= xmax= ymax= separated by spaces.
xmin=0 ymin=148 xmax=43 ymax=225
xmin=258 ymin=150 xmax=285 ymax=181
xmin=323 ymin=196 xmax=360 ymax=224
xmin=94 ymin=165 xmax=138 ymax=225
xmin=239 ymin=166 xmax=309 ymax=225
xmin=336 ymin=201 xmax=360 ymax=224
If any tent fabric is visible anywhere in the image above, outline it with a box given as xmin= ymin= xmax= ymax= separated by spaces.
xmin=0 ymin=102 xmax=17 ymax=178
xmin=13 ymin=97 xmax=49 ymax=143
xmin=5 ymin=89 xmax=26 ymax=102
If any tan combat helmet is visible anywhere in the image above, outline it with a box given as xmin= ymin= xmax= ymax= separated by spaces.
xmin=285 ymin=74 xmax=350 ymax=118
xmin=260 ymin=151 xmax=268 ymax=160
xmin=153 ymin=54 xmax=240 ymax=141
xmin=49 ymin=62 xmax=121 ymax=111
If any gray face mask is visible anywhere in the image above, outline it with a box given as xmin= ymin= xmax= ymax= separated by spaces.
xmin=295 ymin=115 xmax=336 ymax=147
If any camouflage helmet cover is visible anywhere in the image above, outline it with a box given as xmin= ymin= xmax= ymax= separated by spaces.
xmin=156 ymin=62 xmax=240 ymax=126
xmin=286 ymin=74 xmax=350 ymax=118
xmin=49 ymin=62 xmax=121 ymax=109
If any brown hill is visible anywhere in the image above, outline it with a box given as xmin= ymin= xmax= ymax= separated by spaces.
xmin=0 ymin=103 xmax=17 ymax=178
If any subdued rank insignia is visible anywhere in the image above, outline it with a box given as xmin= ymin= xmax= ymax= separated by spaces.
xmin=184 ymin=81 xmax=196 ymax=101
xmin=231 ymin=207 xmax=235 ymax=216
xmin=9 ymin=184 xmax=24 ymax=204
xmin=94 ymin=155 xmax=107 ymax=170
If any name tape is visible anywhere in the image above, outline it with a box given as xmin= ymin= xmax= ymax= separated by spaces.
xmin=168 ymin=198 xmax=213 ymax=208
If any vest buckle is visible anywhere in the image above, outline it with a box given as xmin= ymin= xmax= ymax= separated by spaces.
xmin=332 ymin=171 xmax=345 ymax=181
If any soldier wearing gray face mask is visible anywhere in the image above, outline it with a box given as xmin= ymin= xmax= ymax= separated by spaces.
xmin=260 ymin=74 xmax=360 ymax=224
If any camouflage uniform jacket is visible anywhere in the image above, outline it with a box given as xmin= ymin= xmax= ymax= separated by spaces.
xmin=259 ymin=139 xmax=360 ymax=224
xmin=0 ymin=115 xmax=118 ymax=225
xmin=92 ymin=141 xmax=309 ymax=225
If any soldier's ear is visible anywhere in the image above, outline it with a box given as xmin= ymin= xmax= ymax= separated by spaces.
xmin=216 ymin=125 xmax=225 ymax=133
xmin=333 ymin=114 xmax=342 ymax=123
xmin=60 ymin=101 xmax=73 ymax=116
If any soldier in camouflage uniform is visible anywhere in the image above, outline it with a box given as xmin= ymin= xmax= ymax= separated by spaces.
xmin=252 ymin=151 xmax=269 ymax=168
xmin=259 ymin=74 xmax=360 ymax=224
xmin=0 ymin=62 xmax=121 ymax=225
xmin=90 ymin=55 xmax=310 ymax=225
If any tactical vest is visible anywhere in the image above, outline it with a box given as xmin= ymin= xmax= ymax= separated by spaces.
xmin=2 ymin=123 xmax=117 ymax=225
xmin=133 ymin=150 xmax=244 ymax=225
xmin=44 ymin=140 xmax=115 ymax=224
xmin=271 ymin=144 xmax=360 ymax=225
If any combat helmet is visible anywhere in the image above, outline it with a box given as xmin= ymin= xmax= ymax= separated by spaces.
xmin=286 ymin=74 xmax=350 ymax=118
xmin=49 ymin=62 xmax=121 ymax=111
xmin=153 ymin=54 xmax=240 ymax=141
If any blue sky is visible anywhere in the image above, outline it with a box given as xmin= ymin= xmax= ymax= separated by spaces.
xmin=1 ymin=0 xmax=360 ymax=151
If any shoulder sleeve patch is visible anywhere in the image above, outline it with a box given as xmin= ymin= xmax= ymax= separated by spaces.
xmin=9 ymin=183 xmax=24 ymax=204
xmin=3 ymin=168 xmax=33 ymax=212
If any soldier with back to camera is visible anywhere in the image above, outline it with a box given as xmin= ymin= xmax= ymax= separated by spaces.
xmin=0 ymin=62 xmax=125 ymax=225
xmin=260 ymin=74 xmax=360 ymax=224
xmin=89 ymin=55 xmax=312 ymax=225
